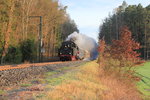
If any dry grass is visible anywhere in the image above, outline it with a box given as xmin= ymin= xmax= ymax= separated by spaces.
xmin=100 ymin=73 xmax=141 ymax=100
xmin=45 ymin=62 xmax=106 ymax=100
xmin=42 ymin=61 xmax=141 ymax=100
xmin=98 ymin=57 xmax=142 ymax=100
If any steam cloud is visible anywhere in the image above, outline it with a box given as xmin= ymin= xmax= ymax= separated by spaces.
xmin=66 ymin=32 xmax=98 ymax=60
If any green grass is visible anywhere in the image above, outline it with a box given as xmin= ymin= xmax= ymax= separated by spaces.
xmin=36 ymin=93 xmax=46 ymax=98
xmin=56 ymin=66 xmax=72 ymax=72
xmin=44 ymin=66 xmax=80 ymax=86
xmin=136 ymin=61 xmax=150 ymax=99
xmin=20 ymin=83 xmax=32 ymax=87
xmin=46 ymin=71 xmax=58 ymax=76
xmin=46 ymin=67 xmax=72 ymax=76
xmin=0 ymin=90 xmax=5 ymax=95
xmin=45 ymin=72 xmax=76 ymax=86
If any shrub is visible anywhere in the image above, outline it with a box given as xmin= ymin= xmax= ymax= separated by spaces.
xmin=98 ymin=26 xmax=142 ymax=80
xmin=110 ymin=26 xmax=141 ymax=67
xmin=97 ymin=38 xmax=106 ymax=68
xmin=20 ymin=39 xmax=37 ymax=62
xmin=0 ymin=48 xmax=3 ymax=63
xmin=4 ymin=46 xmax=22 ymax=64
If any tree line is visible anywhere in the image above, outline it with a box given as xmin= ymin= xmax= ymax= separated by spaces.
xmin=0 ymin=0 xmax=79 ymax=64
xmin=99 ymin=1 xmax=150 ymax=59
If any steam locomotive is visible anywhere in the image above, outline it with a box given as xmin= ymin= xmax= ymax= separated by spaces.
xmin=58 ymin=41 xmax=85 ymax=61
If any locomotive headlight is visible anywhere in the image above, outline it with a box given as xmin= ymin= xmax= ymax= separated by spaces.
xmin=69 ymin=52 xmax=72 ymax=54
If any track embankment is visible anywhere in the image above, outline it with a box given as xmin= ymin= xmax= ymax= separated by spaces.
xmin=0 ymin=61 xmax=86 ymax=87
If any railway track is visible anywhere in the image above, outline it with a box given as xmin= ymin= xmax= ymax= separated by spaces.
xmin=0 ymin=61 xmax=66 ymax=71
xmin=0 ymin=61 xmax=86 ymax=87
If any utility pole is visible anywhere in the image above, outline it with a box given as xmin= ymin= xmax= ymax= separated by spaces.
xmin=29 ymin=16 xmax=43 ymax=62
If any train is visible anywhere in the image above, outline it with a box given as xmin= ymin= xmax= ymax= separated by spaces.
xmin=58 ymin=41 xmax=85 ymax=61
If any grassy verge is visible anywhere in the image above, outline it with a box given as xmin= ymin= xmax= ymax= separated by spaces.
xmin=38 ymin=61 xmax=141 ymax=100
xmin=2 ymin=61 xmax=143 ymax=100
xmin=136 ymin=61 xmax=150 ymax=99
xmin=40 ymin=61 xmax=106 ymax=100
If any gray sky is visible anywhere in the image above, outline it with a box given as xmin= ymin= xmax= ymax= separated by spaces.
xmin=60 ymin=0 xmax=149 ymax=41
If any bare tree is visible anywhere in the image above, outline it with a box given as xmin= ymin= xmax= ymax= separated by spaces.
xmin=1 ymin=0 xmax=15 ymax=64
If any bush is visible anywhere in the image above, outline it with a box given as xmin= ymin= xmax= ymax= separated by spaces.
xmin=4 ymin=46 xmax=22 ymax=64
xmin=0 ymin=48 xmax=3 ymax=63
xmin=20 ymin=39 xmax=37 ymax=62
xmin=110 ymin=26 xmax=141 ymax=66
xmin=98 ymin=26 xmax=142 ymax=80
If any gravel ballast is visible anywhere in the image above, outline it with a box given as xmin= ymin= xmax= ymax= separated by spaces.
xmin=0 ymin=61 xmax=86 ymax=87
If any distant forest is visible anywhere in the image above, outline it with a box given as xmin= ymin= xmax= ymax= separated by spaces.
xmin=0 ymin=0 xmax=79 ymax=64
xmin=99 ymin=1 xmax=150 ymax=59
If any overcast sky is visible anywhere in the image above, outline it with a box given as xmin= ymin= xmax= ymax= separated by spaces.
xmin=60 ymin=0 xmax=149 ymax=41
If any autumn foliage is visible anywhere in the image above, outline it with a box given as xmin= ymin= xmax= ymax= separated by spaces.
xmin=98 ymin=26 xmax=142 ymax=80
xmin=98 ymin=26 xmax=141 ymax=67
xmin=110 ymin=26 xmax=141 ymax=66
xmin=97 ymin=27 xmax=142 ymax=100
xmin=98 ymin=38 xmax=106 ymax=68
